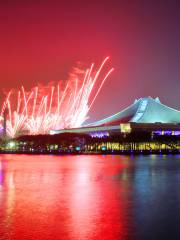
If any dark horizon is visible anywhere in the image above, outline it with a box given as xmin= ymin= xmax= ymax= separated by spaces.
xmin=0 ymin=0 xmax=180 ymax=122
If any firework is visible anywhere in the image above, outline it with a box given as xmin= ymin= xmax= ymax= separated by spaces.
xmin=0 ymin=57 xmax=114 ymax=138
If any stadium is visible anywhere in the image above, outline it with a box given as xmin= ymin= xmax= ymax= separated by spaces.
xmin=50 ymin=96 xmax=180 ymax=136
xmin=2 ymin=97 xmax=180 ymax=154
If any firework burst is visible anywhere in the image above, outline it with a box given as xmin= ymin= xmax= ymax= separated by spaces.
xmin=0 ymin=57 xmax=114 ymax=138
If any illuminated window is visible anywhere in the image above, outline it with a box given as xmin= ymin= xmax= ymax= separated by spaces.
xmin=120 ymin=123 xmax=131 ymax=133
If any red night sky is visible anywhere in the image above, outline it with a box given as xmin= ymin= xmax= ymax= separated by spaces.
xmin=0 ymin=0 xmax=180 ymax=122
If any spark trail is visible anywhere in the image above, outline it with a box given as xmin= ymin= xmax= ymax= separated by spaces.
xmin=0 ymin=57 xmax=114 ymax=138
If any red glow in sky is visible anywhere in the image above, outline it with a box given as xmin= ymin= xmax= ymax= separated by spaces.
xmin=0 ymin=0 xmax=180 ymax=121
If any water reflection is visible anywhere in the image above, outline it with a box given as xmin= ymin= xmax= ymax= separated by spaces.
xmin=0 ymin=155 xmax=134 ymax=240
xmin=0 ymin=154 xmax=180 ymax=240
xmin=132 ymin=155 xmax=180 ymax=239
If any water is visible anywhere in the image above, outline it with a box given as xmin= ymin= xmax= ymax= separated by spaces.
xmin=0 ymin=154 xmax=180 ymax=240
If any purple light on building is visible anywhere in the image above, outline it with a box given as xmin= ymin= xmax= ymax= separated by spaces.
xmin=174 ymin=131 xmax=180 ymax=136
xmin=90 ymin=131 xmax=109 ymax=138
xmin=153 ymin=131 xmax=162 ymax=135
xmin=164 ymin=130 xmax=172 ymax=135
xmin=153 ymin=130 xmax=180 ymax=136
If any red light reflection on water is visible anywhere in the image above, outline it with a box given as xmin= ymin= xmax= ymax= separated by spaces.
xmin=0 ymin=154 xmax=133 ymax=240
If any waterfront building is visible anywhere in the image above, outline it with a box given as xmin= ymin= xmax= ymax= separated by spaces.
xmin=1 ymin=97 xmax=180 ymax=153
xmin=48 ymin=97 xmax=180 ymax=153
xmin=50 ymin=96 xmax=180 ymax=136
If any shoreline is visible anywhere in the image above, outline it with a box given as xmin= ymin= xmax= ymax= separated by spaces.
xmin=0 ymin=149 xmax=179 ymax=155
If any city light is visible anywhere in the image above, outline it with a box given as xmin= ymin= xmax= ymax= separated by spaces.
xmin=7 ymin=141 xmax=16 ymax=149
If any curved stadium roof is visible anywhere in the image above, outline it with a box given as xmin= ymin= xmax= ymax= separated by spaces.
xmin=87 ymin=97 xmax=180 ymax=127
